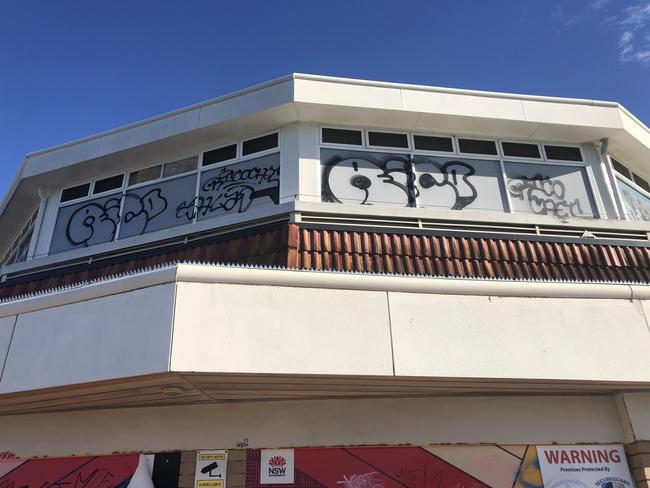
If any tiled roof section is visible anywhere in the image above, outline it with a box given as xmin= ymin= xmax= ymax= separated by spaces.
xmin=0 ymin=224 xmax=293 ymax=301
xmin=293 ymin=226 xmax=650 ymax=283
xmin=2 ymin=223 xmax=650 ymax=302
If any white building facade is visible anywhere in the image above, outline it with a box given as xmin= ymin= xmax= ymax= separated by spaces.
xmin=0 ymin=74 xmax=649 ymax=488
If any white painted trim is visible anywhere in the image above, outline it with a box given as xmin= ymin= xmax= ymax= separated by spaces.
xmin=2 ymin=263 xmax=650 ymax=319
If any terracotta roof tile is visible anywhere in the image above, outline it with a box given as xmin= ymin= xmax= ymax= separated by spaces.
xmin=3 ymin=223 xmax=650 ymax=302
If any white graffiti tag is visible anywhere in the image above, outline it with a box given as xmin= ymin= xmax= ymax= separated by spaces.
xmin=337 ymin=473 xmax=385 ymax=488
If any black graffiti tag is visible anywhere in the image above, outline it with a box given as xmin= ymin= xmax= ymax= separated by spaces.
xmin=322 ymin=157 xmax=413 ymax=206
xmin=508 ymin=173 xmax=584 ymax=217
xmin=418 ymin=160 xmax=478 ymax=210
xmin=176 ymin=164 xmax=280 ymax=220
xmin=122 ymin=188 xmax=168 ymax=234
xmin=65 ymin=198 xmax=121 ymax=247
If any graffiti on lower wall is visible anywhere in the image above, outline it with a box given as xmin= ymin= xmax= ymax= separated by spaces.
xmin=0 ymin=454 xmax=141 ymax=488
xmin=247 ymin=446 xmax=544 ymax=488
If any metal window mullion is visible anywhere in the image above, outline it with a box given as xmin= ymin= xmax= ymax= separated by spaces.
xmin=192 ymin=153 xmax=205 ymax=224
xmin=499 ymin=159 xmax=514 ymax=213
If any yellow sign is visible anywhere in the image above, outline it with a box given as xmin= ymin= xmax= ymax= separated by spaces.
xmin=194 ymin=450 xmax=228 ymax=488
xmin=197 ymin=481 xmax=224 ymax=488
xmin=198 ymin=454 xmax=227 ymax=461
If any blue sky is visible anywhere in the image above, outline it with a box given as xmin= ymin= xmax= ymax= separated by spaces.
xmin=1 ymin=0 xmax=650 ymax=198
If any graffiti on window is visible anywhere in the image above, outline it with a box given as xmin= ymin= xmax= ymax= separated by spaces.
xmin=321 ymin=150 xmax=507 ymax=212
xmin=187 ymin=152 xmax=280 ymax=221
xmin=322 ymin=153 xmax=414 ymax=207
xmin=50 ymin=153 xmax=280 ymax=254
xmin=617 ymin=178 xmax=650 ymax=221
xmin=507 ymin=174 xmax=584 ymax=217
xmin=504 ymin=162 xmax=594 ymax=218
xmin=416 ymin=160 xmax=478 ymax=210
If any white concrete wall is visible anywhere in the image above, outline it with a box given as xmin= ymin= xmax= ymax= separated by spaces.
xmin=389 ymin=293 xmax=650 ymax=381
xmin=0 ymin=395 xmax=624 ymax=458
xmin=171 ymin=281 xmax=650 ymax=382
xmin=0 ymin=283 xmax=175 ymax=393
xmin=171 ymin=282 xmax=394 ymax=375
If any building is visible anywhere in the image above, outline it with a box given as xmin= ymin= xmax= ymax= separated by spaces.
xmin=0 ymin=74 xmax=649 ymax=488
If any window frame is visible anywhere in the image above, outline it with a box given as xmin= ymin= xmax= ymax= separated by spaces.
xmin=318 ymin=126 xmax=595 ymax=217
xmin=410 ymin=133 xmax=457 ymax=156
xmin=500 ymin=140 xmax=543 ymax=161
xmin=542 ymin=144 xmax=585 ymax=163
xmin=50 ymin=130 xmax=282 ymax=254
xmin=457 ymin=137 xmax=501 ymax=157
xmin=609 ymin=155 xmax=650 ymax=221
xmin=319 ymin=125 xmax=366 ymax=149
xmin=366 ymin=129 xmax=411 ymax=151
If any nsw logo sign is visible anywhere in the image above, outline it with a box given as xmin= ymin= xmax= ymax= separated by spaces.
xmin=260 ymin=449 xmax=294 ymax=484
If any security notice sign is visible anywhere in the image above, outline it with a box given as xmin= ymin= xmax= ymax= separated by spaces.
xmin=260 ymin=449 xmax=294 ymax=484
xmin=537 ymin=445 xmax=634 ymax=488
xmin=195 ymin=450 xmax=228 ymax=488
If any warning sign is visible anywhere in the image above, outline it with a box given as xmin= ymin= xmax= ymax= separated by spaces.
xmin=194 ymin=450 xmax=228 ymax=488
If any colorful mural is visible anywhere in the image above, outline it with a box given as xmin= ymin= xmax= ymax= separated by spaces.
xmin=246 ymin=446 xmax=543 ymax=488
xmin=0 ymin=454 xmax=153 ymax=488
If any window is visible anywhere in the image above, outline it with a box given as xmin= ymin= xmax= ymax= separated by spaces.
xmin=617 ymin=177 xmax=650 ymax=221
xmin=1 ymin=210 xmax=38 ymax=267
xmin=414 ymin=156 xmax=506 ymax=212
xmin=50 ymin=131 xmax=281 ymax=255
xmin=321 ymin=149 xmax=413 ymax=207
xmin=611 ymin=158 xmax=631 ymax=180
xmin=505 ymin=162 xmax=595 ymax=218
xmin=129 ymin=166 xmax=162 ymax=186
xmin=242 ymin=133 xmax=278 ymax=156
xmin=458 ymin=138 xmax=498 ymax=155
xmin=544 ymin=145 xmax=582 ymax=162
xmin=202 ymin=144 xmax=237 ymax=167
xmin=367 ymin=131 xmax=409 ymax=149
xmin=319 ymin=127 xmax=597 ymax=220
xmin=501 ymin=142 xmax=541 ymax=159
xmin=413 ymin=135 xmax=453 ymax=152
xmin=162 ymin=157 xmax=197 ymax=178
xmin=632 ymin=173 xmax=650 ymax=193
xmin=93 ymin=175 xmax=124 ymax=194
xmin=60 ymin=183 xmax=90 ymax=203
xmin=322 ymin=128 xmax=362 ymax=146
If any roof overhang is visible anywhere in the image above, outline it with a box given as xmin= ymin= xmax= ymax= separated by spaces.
xmin=2 ymin=73 xmax=649 ymax=249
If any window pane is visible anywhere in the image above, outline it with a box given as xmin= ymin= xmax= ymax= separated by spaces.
xmin=242 ymin=133 xmax=278 ymax=155
xmin=50 ymin=193 xmax=122 ymax=253
xmin=633 ymin=173 xmax=650 ymax=193
xmin=367 ymin=131 xmax=409 ymax=148
xmin=505 ymin=162 xmax=595 ymax=218
xmin=93 ymin=174 xmax=124 ymax=194
xmin=120 ymin=173 xmax=198 ymax=238
xmin=163 ymin=157 xmax=197 ymax=178
xmin=414 ymin=156 xmax=506 ymax=212
xmin=203 ymin=144 xmax=237 ymax=166
xmin=618 ymin=177 xmax=650 ymax=220
xmin=502 ymin=142 xmax=541 ymax=159
xmin=322 ymin=128 xmax=362 ymax=145
xmin=611 ymin=158 xmax=631 ymax=179
xmin=544 ymin=145 xmax=582 ymax=161
xmin=60 ymin=183 xmax=90 ymax=203
xmin=129 ymin=166 xmax=162 ymax=186
xmin=321 ymin=149 xmax=413 ymax=207
xmin=197 ymin=152 xmax=281 ymax=221
xmin=458 ymin=139 xmax=498 ymax=155
xmin=413 ymin=135 xmax=453 ymax=152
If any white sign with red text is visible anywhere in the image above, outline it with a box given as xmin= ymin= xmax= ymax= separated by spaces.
xmin=260 ymin=449 xmax=294 ymax=484
xmin=537 ymin=445 xmax=634 ymax=488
